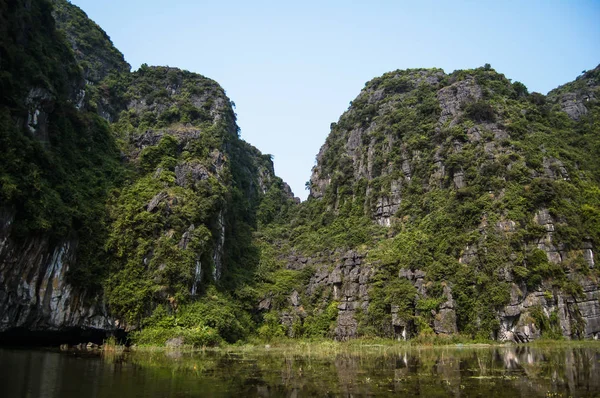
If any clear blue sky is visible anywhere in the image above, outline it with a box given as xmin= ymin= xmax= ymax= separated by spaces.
xmin=70 ymin=0 xmax=600 ymax=200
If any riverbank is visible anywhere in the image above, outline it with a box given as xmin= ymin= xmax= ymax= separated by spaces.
xmin=124 ymin=336 xmax=600 ymax=358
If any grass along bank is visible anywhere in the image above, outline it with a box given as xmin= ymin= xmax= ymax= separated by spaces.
xmin=122 ymin=335 xmax=600 ymax=357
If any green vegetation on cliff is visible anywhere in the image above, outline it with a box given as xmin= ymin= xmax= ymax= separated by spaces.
xmin=50 ymin=0 xmax=130 ymax=83
xmin=1 ymin=0 xmax=598 ymax=346
xmin=256 ymin=65 xmax=600 ymax=341
xmin=1 ymin=0 xmax=296 ymax=343
xmin=0 ymin=0 xmax=123 ymax=290
xmin=94 ymin=65 xmax=295 ymax=333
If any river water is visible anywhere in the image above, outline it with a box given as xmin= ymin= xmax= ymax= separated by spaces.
xmin=0 ymin=345 xmax=599 ymax=397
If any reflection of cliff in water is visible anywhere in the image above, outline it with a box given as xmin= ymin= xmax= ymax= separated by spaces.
xmin=1 ymin=346 xmax=599 ymax=397
xmin=105 ymin=346 xmax=600 ymax=397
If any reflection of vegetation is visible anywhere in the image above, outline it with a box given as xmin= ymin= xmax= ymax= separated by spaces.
xmin=98 ymin=344 xmax=600 ymax=397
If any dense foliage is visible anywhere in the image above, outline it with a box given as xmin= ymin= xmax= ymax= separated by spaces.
xmin=0 ymin=0 xmax=297 ymax=343
xmin=1 ymin=0 xmax=598 ymax=345
xmin=50 ymin=0 xmax=130 ymax=83
xmin=0 ymin=0 xmax=123 ymax=290
xmin=257 ymin=65 xmax=600 ymax=340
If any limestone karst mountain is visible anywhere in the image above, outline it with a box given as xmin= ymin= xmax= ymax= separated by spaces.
xmin=294 ymin=65 xmax=600 ymax=341
xmin=0 ymin=0 xmax=293 ymax=341
xmin=0 ymin=0 xmax=598 ymax=344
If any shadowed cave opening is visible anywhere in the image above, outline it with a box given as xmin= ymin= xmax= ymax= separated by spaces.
xmin=0 ymin=327 xmax=128 ymax=347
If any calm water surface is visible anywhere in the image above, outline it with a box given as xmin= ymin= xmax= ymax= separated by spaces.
xmin=1 ymin=345 xmax=599 ymax=397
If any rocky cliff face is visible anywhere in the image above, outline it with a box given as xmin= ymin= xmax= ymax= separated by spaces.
xmin=0 ymin=0 xmax=292 ymax=338
xmin=548 ymin=67 xmax=599 ymax=121
xmin=99 ymin=65 xmax=295 ymax=328
xmin=50 ymin=0 xmax=131 ymax=122
xmin=1 ymin=0 xmax=598 ymax=344
xmin=50 ymin=0 xmax=130 ymax=84
xmin=266 ymin=65 xmax=600 ymax=341
xmin=0 ymin=208 xmax=113 ymax=332
xmin=0 ymin=0 xmax=119 ymax=334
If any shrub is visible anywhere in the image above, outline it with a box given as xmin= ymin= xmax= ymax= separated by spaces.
xmin=177 ymin=288 xmax=254 ymax=343
xmin=512 ymin=81 xmax=529 ymax=98
xmin=303 ymin=301 xmax=339 ymax=338
xmin=464 ymin=100 xmax=496 ymax=122
xmin=257 ymin=312 xmax=286 ymax=341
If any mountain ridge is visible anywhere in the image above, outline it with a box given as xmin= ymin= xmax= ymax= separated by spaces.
xmin=266 ymin=64 xmax=600 ymax=341
xmin=0 ymin=0 xmax=598 ymax=344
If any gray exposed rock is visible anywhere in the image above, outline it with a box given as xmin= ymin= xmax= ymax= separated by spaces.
xmin=300 ymin=251 xmax=372 ymax=340
xmin=52 ymin=0 xmax=131 ymax=85
xmin=437 ymin=78 xmax=483 ymax=124
xmin=175 ymin=163 xmax=209 ymax=187
xmin=147 ymin=192 xmax=168 ymax=212
xmin=547 ymin=66 xmax=599 ymax=121
xmin=166 ymin=337 xmax=184 ymax=348
xmin=434 ymin=309 xmax=458 ymax=335
xmin=374 ymin=180 xmax=402 ymax=227
xmin=497 ymin=277 xmax=600 ymax=342
xmin=293 ymin=66 xmax=600 ymax=344
xmin=497 ymin=220 xmax=517 ymax=233
xmin=532 ymin=208 xmax=563 ymax=264
xmin=557 ymin=92 xmax=589 ymax=120
xmin=583 ymin=240 xmax=595 ymax=268
xmin=290 ymin=290 xmax=300 ymax=307
xmin=258 ymin=296 xmax=272 ymax=311
xmin=542 ymin=157 xmax=569 ymax=180
xmin=25 ymin=88 xmax=54 ymax=141
xmin=281 ymin=243 xmax=599 ymax=342
xmin=577 ymin=278 xmax=600 ymax=338
xmin=0 ymin=208 xmax=114 ymax=333
xmin=213 ymin=210 xmax=225 ymax=281
xmin=399 ymin=269 xmax=427 ymax=295
xmin=280 ymin=311 xmax=303 ymax=337
xmin=534 ymin=209 xmax=555 ymax=232
xmin=433 ymin=285 xmax=458 ymax=335
xmin=335 ymin=311 xmax=358 ymax=340
xmin=453 ymin=171 xmax=465 ymax=189
xmin=329 ymin=267 xmax=343 ymax=285
xmin=178 ymin=224 xmax=195 ymax=250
